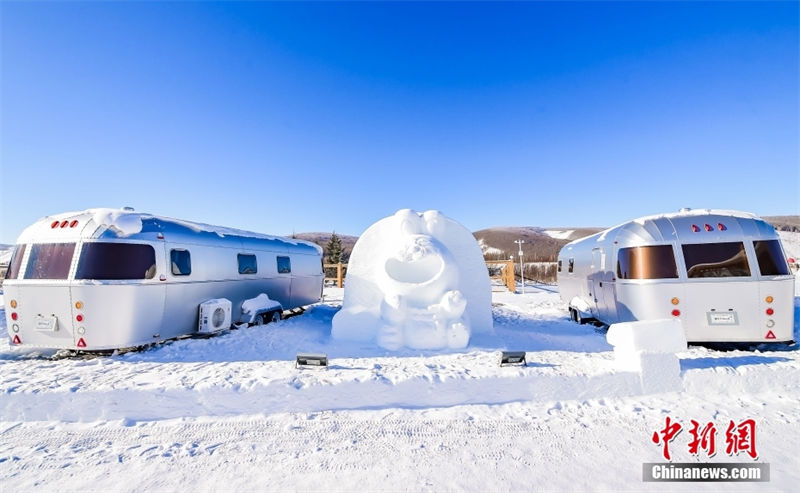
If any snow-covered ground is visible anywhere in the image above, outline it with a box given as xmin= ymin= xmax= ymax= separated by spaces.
xmin=1 ymin=284 xmax=799 ymax=491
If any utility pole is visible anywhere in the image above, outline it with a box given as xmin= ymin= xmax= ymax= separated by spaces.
xmin=514 ymin=239 xmax=525 ymax=294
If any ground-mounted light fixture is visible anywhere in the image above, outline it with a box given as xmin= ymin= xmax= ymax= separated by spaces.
xmin=296 ymin=353 xmax=328 ymax=368
xmin=499 ymin=351 xmax=527 ymax=367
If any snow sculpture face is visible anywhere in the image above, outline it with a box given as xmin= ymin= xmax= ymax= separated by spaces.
xmin=332 ymin=209 xmax=493 ymax=350
xmin=384 ymin=235 xmax=453 ymax=297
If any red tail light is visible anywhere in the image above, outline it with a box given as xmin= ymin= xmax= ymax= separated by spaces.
xmin=671 ymin=309 xmax=681 ymax=317
xmin=691 ymin=224 xmax=700 ymax=232
xmin=704 ymin=224 xmax=712 ymax=232
xmin=76 ymin=314 xmax=84 ymax=322
xmin=766 ymin=308 xmax=774 ymax=316
xmin=11 ymin=312 xmax=18 ymax=321
xmin=717 ymin=223 xmax=726 ymax=231
xmin=70 ymin=220 xmax=78 ymax=228
xmin=51 ymin=221 xmax=60 ymax=228
xmin=60 ymin=220 xmax=69 ymax=228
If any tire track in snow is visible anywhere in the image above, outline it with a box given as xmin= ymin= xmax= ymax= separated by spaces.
xmin=0 ymin=417 xmax=553 ymax=471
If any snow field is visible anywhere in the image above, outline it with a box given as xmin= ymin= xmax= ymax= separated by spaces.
xmin=544 ymin=229 xmax=575 ymax=240
xmin=1 ymin=286 xmax=800 ymax=490
xmin=2 ymin=388 xmax=799 ymax=492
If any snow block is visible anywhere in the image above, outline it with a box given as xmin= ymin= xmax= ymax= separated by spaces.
xmin=606 ymin=319 xmax=687 ymax=354
xmin=606 ymin=319 xmax=687 ymax=394
xmin=332 ymin=209 xmax=493 ymax=350
xmin=638 ymin=352 xmax=683 ymax=394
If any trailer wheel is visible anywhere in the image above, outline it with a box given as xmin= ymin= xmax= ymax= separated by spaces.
xmin=254 ymin=313 xmax=267 ymax=326
xmin=575 ymin=311 xmax=586 ymax=325
xmin=269 ymin=310 xmax=281 ymax=324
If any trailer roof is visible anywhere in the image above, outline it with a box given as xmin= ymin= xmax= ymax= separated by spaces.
xmin=16 ymin=208 xmax=323 ymax=254
xmin=565 ymin=209 xmax=777 ymax=247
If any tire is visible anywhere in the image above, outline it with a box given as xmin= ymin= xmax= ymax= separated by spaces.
xmin=269 ymin=311 xmax=281 ymax=324
xmin=254 ymin=314 xmax=266 ymax=326
xmin=576 ymin=311 xmax=585 ymax=325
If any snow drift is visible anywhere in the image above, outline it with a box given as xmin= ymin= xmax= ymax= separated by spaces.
xmin=332 ymin=209 xmax=492 ymax=350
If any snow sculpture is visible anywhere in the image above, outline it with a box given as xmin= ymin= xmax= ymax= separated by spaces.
xmin=607 ymin=319 xmax=687 ymax=394
xmin=332 ymin=209 xmax=493 ymax=350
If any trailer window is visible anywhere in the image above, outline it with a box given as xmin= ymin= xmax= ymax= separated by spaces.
xmin=617 ymin=245 xmax=678 ymax=279
xmin=4 ymin=244 xmax=27 ymax=279
xmin=682 ymin=242 xmax=751 ymax=278
xmin=238 ymin=254 xmax=257 ymax=274
xmin=24 ymin=243 xmax=76 ymax=280
xmin=557 ymin=260 xmax=562 ymax=273
xmin=568 ymin=258 xmax=574 ymax=273
xmin=171 ymin=249 xmax=191 ymax=276
xmin=753 ymin=240 xmax=790 ymax=276
xmin=76 ymin=243 xmax=156 ymax=280
xmin=277 ymin=256 xmax=291 ymax=274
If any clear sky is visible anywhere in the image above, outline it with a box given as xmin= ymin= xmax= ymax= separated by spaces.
xmin=1 ymin=1 xmax=797 ymax=243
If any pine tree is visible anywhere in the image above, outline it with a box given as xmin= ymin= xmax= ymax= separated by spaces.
xmin=325 ymin=232 xmax=344 ymax=264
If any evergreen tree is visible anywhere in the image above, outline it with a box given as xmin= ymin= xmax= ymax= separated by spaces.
xmin=325 ymin=232 xmax=344 ymax=264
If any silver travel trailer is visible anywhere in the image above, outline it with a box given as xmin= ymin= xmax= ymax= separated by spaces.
xmin=558 ymin=209 xmax=795 ymax=343
xmin=4 ymin=208 xmax=324 ymax=350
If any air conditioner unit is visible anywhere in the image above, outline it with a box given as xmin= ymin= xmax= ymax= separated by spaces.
xmin=198 ymin=298 xmax=232 ymax=334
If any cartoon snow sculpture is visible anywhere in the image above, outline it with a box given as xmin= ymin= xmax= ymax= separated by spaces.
xmin=332 ymin=209 xmax=493 ymax=350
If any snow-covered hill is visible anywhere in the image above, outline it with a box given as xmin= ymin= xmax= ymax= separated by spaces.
xmin=0 ymin=245 xmax=12 ymax=265
xmin=1 ymin=286 xmax=798 ymax=490
xmin=779 ymin=231 xmax=800 ymax=261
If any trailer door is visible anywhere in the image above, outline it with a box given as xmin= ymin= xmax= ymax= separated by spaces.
xmin=591 ymin=248 xmax=617 ymax=323
xmin=601 ymin=272 xmax=618 ymax=323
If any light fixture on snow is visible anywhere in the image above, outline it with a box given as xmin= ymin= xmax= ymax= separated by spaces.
xmin=499 ymin=351 xmax=527 ymax=367
xmin=296 ymin=353 xmax=328 ymax=368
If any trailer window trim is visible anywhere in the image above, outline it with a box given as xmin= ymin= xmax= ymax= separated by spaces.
xmin=76 ymin=242 xmax=157 ymax=280
xmin=557 ymin=259 xmax=562 ymax=273
xmin=238 ymin=253 xmax=258 ymax=275
xmin=23 ymin=243 xmax=76 ymax=280
xmin=5 ymin=244 xmax=27 ymax=280
xmin=170 ymin=249 xmax=192 ymax=276
xmin=753 ymin=240 xmax=790 ymax=276
xmin=616 ymin=245 xmax=679 ymax=280
xmin=682 ymin=242 xmax=751 ymax=278
xmin=277 ymin=256 xmax=291 ymax=274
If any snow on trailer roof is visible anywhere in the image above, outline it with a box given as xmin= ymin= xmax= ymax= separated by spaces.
xmin=629 ymin=208 xmax=758 ymax=224
xmin=16 ymin=208 xmax=323 ymax=254
xmin=565 ymin=209 xmax=774 ymax=246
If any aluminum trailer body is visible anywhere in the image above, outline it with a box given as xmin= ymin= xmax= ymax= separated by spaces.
xmin=4 ymin=209 xmax=323 ymax=350
xmin=557 ymin=209 xmax=794 ymax=343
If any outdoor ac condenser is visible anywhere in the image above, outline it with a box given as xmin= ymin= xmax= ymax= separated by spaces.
xmin=198 ymin=298 xmax=232 ymax=334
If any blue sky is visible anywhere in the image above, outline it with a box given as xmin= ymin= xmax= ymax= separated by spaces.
xmin=1 ymin=1 xmax=797 ymax=243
